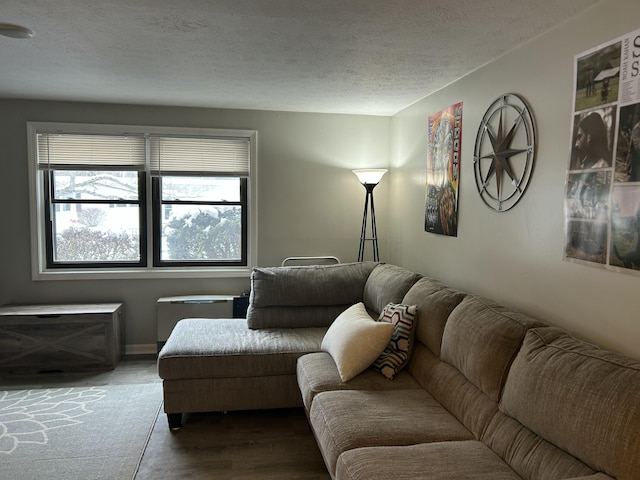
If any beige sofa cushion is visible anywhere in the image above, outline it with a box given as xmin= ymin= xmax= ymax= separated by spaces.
xmin=500 ymin=327 xmax=640 ymax=480
xmin=401 ymin=277 xmax=467 ymax=357
xmin=158 ymin=318 xmax=326 ymax=380
xmin=363 ymin=264 xmax=420 ymax=313
xmin=482 ymin=410 xmax=598 ymax=479
xmin=296 ymin=352 xmax=421 ymax=411
xmin=309 ymin=389 xmax=473 ymax=475
xmin=440 ymin=295 xmax=542 ymax=402
xmin=250 ymin=262 xmax=377 ymax=308
xmin=335 ymin=441 xmax=523 ymax=480
xmin=247 ymin=261 xmax=377 ymax=328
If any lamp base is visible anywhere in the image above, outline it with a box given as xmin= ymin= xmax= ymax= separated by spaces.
xmin=357 ymin=183 xmax=379 ymax=262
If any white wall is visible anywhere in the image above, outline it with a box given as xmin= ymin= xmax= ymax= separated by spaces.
xmin=388 ymin=0 xmax=640 ymax=360
xmin=0 ymin=100 xmax=390 ymax=349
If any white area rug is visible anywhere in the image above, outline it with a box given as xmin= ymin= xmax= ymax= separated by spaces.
xmin=0 ymin=383 xmax=162 ymax=480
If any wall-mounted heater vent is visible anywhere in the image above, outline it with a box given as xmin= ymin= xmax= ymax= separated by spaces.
xmin=157 ymin=295 xmax=234 ymax=351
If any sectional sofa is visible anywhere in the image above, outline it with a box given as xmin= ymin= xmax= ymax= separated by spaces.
xmin=157 ymin=262 xmax=640 ymax=480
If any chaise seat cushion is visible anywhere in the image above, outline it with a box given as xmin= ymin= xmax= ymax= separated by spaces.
xmin=158 ymin=318 xmax=326 ymax=380
xmin=309 ymin=389 xmax=473 ymax=475
xmin=334 ymin=441 xmax=523 ymax=480
xmin=296 ymin=352 xmax=422 ymax=411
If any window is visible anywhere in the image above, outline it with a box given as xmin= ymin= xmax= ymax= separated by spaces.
xmin=28 ymin=123 xmax=257 ymax=279
xmin=153 ymin=175 xmax=246 ymax=266
xmin=45 ymin=169 xmax=146 ymax=267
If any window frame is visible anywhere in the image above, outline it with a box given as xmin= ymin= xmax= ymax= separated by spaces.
xmin=27 ymin=122 xmax=258 ymax=280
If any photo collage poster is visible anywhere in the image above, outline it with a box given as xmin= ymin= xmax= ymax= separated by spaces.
xmin=425 ymin=102 xmax=463 ymax=236
xmin=564 ymin=28 xmax=640 ymax=274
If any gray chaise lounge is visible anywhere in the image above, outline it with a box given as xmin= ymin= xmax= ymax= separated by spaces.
xmin=157 ymin=262 xmax=419 ymax=428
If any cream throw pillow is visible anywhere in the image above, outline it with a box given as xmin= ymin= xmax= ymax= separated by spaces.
xmin=321 ymin=302 xmax=395 ymax=382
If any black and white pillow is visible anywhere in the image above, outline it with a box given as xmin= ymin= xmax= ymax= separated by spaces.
xmin=372 ymin=303 xmax=417 ymax=380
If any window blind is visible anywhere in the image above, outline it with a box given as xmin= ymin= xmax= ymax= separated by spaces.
xmin=149 ymin=136 xmax=250 ymax=176
xmin=36 ymin=133 xmax=146 ymax=170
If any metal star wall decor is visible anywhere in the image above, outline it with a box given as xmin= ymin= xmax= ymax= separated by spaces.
xmin=473 ymin=93 xmax=536 ymax=212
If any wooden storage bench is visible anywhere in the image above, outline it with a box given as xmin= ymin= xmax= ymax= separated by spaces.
xmin=0 ymin=303 xmax=124 ymax=373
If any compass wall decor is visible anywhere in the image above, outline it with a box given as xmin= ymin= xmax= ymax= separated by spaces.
xmin=473 ymin=93 xmax=536 ymax=212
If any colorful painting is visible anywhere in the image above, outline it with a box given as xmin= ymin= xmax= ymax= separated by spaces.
xmin=425 ymin=102 xmax=463 ymax=236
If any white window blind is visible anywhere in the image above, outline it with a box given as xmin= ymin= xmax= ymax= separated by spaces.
xmin=36 ymin=133 xmax=146 ymax=170
xmin=149 ymin=136 xmax=250 ymax=176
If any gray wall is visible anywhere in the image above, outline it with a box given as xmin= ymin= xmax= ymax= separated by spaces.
xmin=0 ymin=100 xmax=390 ymax=350
xmin=388 ymin=0 xmax=640 ymax=360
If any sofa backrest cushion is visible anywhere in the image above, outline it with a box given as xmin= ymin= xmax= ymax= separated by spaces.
xmin=482 ymin=409 xmax=599 ymax=479
xmin=440 ymin=295 xmax=542 ymax=403
xmin=362 ymin=264 xmax=421 ymax=314
xmin=401 ymin=277 xmax=467 ymax=358
xmin=500 ymin=327 xmax=640 ymax=480
xmin=247 ymin=261 xmax=377 ymax=329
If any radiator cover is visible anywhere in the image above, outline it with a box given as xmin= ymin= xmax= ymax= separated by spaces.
xmin=157 ymin=295 xmax=234 ymax=351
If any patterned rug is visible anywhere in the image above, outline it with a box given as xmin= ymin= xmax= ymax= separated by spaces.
xmin=0 ymin=383 xmax=163 ymax=480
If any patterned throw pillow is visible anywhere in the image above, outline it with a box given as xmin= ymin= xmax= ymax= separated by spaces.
xmin=372 ymin=303 xmax=418 ymax=380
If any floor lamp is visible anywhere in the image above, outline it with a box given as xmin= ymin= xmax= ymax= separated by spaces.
xmin=353 ymin=169 xmax=387 ymax=262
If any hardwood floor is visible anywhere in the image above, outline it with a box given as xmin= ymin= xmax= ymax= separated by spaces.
xmin=0 ymin=355 xmax=160 ymax=389
xmin=0 ymin=356 xmax=331 ymax=480
xmin=138 ymin=409 xmax=330 ymax=480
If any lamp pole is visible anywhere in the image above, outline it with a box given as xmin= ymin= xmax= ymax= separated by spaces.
xmin=357 ymin=182 xmax=380 ymax=262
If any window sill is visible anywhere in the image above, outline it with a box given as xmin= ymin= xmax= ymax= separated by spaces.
xmin=32 ymin=266 xmax=252 ymax=281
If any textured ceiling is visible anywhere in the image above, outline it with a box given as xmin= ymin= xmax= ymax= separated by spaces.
xmin=0 ymin=0 xmax=600 ymax=116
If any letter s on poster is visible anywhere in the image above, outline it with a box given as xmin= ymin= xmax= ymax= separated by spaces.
xmin=632 ymin=35 xmax=640 ymax=77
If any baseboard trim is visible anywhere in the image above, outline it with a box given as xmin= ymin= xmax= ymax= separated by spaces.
xmin=125 ymin=344 xmax=157 ymax=355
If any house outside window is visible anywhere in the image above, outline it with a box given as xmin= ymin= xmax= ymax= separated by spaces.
xmin=27 ymin=123 xmax=257 ymax=280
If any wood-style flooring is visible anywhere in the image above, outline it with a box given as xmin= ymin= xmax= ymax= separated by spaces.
xmin=0 ymin=356 xmax=331 ymax=480
xmin=138 ymin=408 xmax=330 ymax=479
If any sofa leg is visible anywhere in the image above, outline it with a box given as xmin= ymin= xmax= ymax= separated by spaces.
xmin=167 ymin=413 xmax=183 ymax=430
